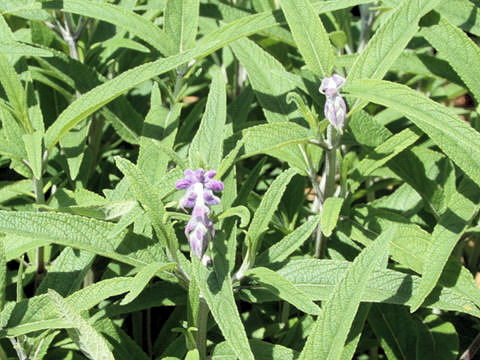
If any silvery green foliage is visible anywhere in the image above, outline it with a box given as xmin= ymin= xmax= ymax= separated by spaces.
xmin=0 ymin=0 xmax=479 ymax=359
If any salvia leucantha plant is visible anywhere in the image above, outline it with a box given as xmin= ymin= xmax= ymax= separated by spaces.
xmin=0 ymin=0 xmax=480 ymax=359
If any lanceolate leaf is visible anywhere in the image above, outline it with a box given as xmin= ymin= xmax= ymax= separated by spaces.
xmin=347 ymin=0 xmax=441 ymax=82
xmin=256 ymin=215 xmax=320 ymax=264
xmin=189 ymin=66 xmax=226 ymax=169
xmin=245 ymin=267 xmax=321 ymax=315
xmin=345 ymin=79 xmax=480 ymax=187
xmin=42 ymin=0 xmax=176 ymax=55
xmin=410 ymin=189 xmax=479 ymax=312
xmin=191 ymin=257 xmax=254 ymax=360
xmin=49 ymin=290 xmax=115 ymax=360
xmin=300 ymin=233 xmax=389 ymax=360
xmin=0 ymin=238 xmax=5 ymax=312
xmin=281 ymin=0 xmax=334 ymax=77
xmin=115 ymin=157 xmax=177 ymax=258
xmin=0 ymin=210 xmax=156 ymax=266
xmin=321 ymin=197 xmax=344 ymax=237
xmin=121 ymin=262 xmax=176 ymax=305
xmin=348 ymin=127 xmax=421 ymax=193
xmin=368 ymin=304 xmax=418 ymax=360
xmin=420 ymin=13 xmax=480 ymax=103
xmin=43 ymin=9 xmax=299 ymax=149
xmin=0 ymin=277 xmax=134 ymax=337
xmin=164 ymin=0 xmax=199 ymax=53
xmin=246 ymin=169 xmax=297 ymax=255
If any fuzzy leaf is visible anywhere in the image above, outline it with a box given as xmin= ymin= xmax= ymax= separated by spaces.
xmin=280 ymin=0 xmax=334 ymax=77
xmin=189 ymin=66 xmax=226 ymax=169
xmin=191 ymin=257 xmax=254 ymax=360
xmin=345 ymin=79 xmax=480 ymax=187
xmin=321 ymin=197 xmax=344 ymax=237
xmin=300 ymin=233 xmax=389 ymax=360
xmin=246 ymin=267 xmax=321 ymax=315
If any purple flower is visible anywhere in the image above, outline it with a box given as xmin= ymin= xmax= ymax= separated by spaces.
xmin=175 ymin=168 xmax=223 ymax=259
xmin=319 ymin=74 xmax=347 ymax=132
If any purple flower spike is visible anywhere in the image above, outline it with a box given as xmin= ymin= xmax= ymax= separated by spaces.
xmin=319 ymin=74 xmax=347 ymax=132
xmin=176 ymin=168 xmax=224 ymax=260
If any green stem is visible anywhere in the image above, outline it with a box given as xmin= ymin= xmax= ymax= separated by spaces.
xmin=33 ymin=177 xmax=46 ymax=279
xmin=197 ymin=299 xmax=209 ymax=360
xmin=315 ymin=126 xmax=338 ymax=258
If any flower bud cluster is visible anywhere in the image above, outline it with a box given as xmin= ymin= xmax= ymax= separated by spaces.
xmin=175 ymin=168 xmax=224 ymax=259
xmin=319 ymin=74 xmax=347 ymax=133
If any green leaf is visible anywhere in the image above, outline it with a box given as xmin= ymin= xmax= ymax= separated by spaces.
xmin=345 ymin=206 xmax=480 ymax=310
xmin=368 ymin=304 xmax=418 ymax=360
xmin=247 ymin=168 xmax=297 ymax=255
xmin=280 ymin=0 xmax=334 ymax=77
xmin=58 ymin=200 xmax=138 ymax=221
xmin=424 ymin=314 xmax=459 ymax=360
xmin=299 ymin=233 xmax=390 ymax=360
xmin=0 ymin=277 xmax=135 ymax=337
xmin=191 ymin=257 xmax=254 ymax=360
xmin=347 ymin=110 xmax=391 ymax=147
xmin=43 ymin=8 xmax=301 ymax=149
xmin=138 ymin=84 xmax=182 ymax=181
xmin=37 ymin=248 xmax=94 ymax=297
xmin=340 ymin=303 xmax=371 ymax=360
xmin=48 ymin=290 xmax=115 ymax=360
xmin=387 ymin=148 xmax=447 ymax=216
xmin=347 ymin=0 xmax=441 ymax=83
xmin=115 ymin=157 xmax=177 ymax=257
xmin=59 ymin=119 xmax=89 ymax=181
xmin=321 ymin=197 xmax=344 ymax=237
xmin=241 ymin=259 xmax=480 ymax=317
xmin=42 ymin=0 xmax=175 ymax=55
xmin=164 ymin=0 xmax=199 ymax=52
xmin=345 ymin=79 xmax=480 ymax=187
xmin=0 ymin=50 xmax=28 ymax=128
xmin=95 ymin=318 xmax=151 ymax=360
xmin=410 ymin=189 xmax=478 ymax=312
xmin=212 ymin=339 xmax=298 ymax=360
xmin=22 ymin=130 xmax=43 ymax=180
xmin=256 ymin=215 xmax=320 ymax=264
xmin=420 ymin=13 xmax=480 ymax=103
xmin=348 ymin=127 xmax=421 ymax=193
xmin=241 ymin=122 xmax=311 ymax=175
xmin=0 ymin=238 xmax=5 ymax=312
xmin=121 ymin=262 xmax=176 ymax=305
xmin=245 ymin=267 xmax=320 ymax=315
xmin=189 ymin=66 xmax=226 ymax=169
xmin=218 ymin=205 xmax=250 ymax=228
xmin=436 ymin=0 xmax=480 ymax=36
xmin=0 ymin=210 xmax=145 ymax=266
xmin=230 ymin=37 xmax=298 ymax=124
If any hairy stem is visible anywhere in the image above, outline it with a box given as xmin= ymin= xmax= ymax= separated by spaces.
xmin=197 ymin=299 xmax=209 ymax=360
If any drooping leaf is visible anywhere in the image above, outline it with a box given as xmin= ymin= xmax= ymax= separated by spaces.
xmin=345 ymin=79 xmax=480 ymax=186
xmin=299 ymin=232 xmax=389 ymax=360
xmin=49 ymin=290 xmax=115 ymax=360
xmin=245 ymin=267 xmax=321 ymax=315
